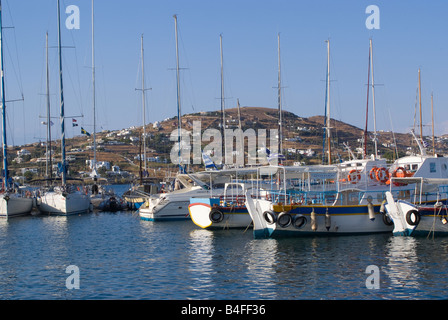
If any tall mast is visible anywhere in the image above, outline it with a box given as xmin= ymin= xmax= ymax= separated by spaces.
xmin=220 ymin=34 xmax=226 ymax=158
xmin=46 ymin=32 xmax=52 ymax=181
xmin=431 ymin=92 xmax=435 ymax=156
xmin=174 ymin=15 xmax=182 ymax=170
xmin=141 ymin=34 xmax=147 ymax=172
xmin=325 ymin=39 xmax=331 ymax=165
xmin=57 ymin=0 xmax=66 ymax=186
xmin=0 ymin=0 xmax=8 ymax=189
xmin=277 ymin=33 xmax=283 ymax=158
xmin=363 ymin=40 xmax=371 ymax=159
xmin=91 ymin=0 xmax=97 ymax=176
xmin=418 ymin=68 xmax=423 ymax=141
xmin=370 ymin=38 xmax=378 ymax=159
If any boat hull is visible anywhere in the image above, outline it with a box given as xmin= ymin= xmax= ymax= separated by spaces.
xmin=189 ymin=198 xmax=251 ymax=229
xmin=37 ymin=191 xmax=91 ymax=216
xmin=139 ymin=188 xmax=215 ymax=221
xmin=246 ymin=197 xmax=394 ymax=238
xmin=0 ymin=195 xmax=33 ymax=218
xmin=139 ymin=199 xmax=191 ymax=221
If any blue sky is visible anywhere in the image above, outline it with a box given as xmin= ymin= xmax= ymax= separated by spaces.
xmin=2 ymin=0 xmax=448 ymax=146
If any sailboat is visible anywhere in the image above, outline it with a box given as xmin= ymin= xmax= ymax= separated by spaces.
xmin=0 ymin=0 xmax=33 ymax=218
xmin=122 ymin=34 xmax=160 ymax=210
xmin=36 ymin=0 xmax=90 ymax=216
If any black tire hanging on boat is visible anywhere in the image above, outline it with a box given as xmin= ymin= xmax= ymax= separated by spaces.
xmin=293 ymin=215 xmax=307 ymax=229
xmin=382 ymin=213 xmax=394 ymax=226
xmin=277 ymin=212 xmax=292 ymax=228
xmin=263 ymin=211 xmax=277 ymax=225
xmin=406 ymin=210 xmax=421 ymax=226
xmin=209 ymin=208 xmax=224 ymax=223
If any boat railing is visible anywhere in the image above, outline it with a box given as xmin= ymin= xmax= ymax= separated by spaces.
xmin=220 ymin=195 xmax=246 ymax=207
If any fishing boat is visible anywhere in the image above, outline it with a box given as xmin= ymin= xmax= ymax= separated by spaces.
xmin=0 ymin=1 xmax=33 ymax=218
xmin=37 ymin=0 xmax=90 ymax=216
xmin=384 ymin=179 xmax=448 ymax=236
xmin=189 ymin=182 xmax=259 ymax=229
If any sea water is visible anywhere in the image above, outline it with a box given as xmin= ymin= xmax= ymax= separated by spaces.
xmin=0 ymin=184 xmax=447 ymax=300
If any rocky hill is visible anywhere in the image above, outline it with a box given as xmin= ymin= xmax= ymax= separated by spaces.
xmin=9 ymin=106 xmax=448 ymax=183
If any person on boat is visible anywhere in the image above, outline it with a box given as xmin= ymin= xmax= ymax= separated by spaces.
xmin=92 ymin=176 xmax=99 ymax=195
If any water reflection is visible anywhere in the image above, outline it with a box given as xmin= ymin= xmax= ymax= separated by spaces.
xmin=244 ymin=239 xmax=278 ymax=299
xmin=187 ymin=229 xmax=215 ymax=296
xmin=384 ymin=237 xmax=420 ymax=292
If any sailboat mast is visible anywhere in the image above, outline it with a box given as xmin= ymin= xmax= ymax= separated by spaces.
xmin=277 ymin=33 xmax=283 ymax=158
xmin=174 ymin=15 xmax=182 ymax=170
xmin=141 ymin=34 xmax=147 ymax=172
xmin=0 ymin=0 xmax=8 ymax=189
xmin=57 ymin=0 xmax=67 ymax=186
xmin=363 ymin=41 xmax=371 ymax=159
xmin=220 ymin=34 xmax=225 ymax=140
xmin=46 ymin=32 xmax=52 ymax=181
xmin=325 ymin=39 xmax=331 ymax=165
xmin=92 ymin=0 xmax=97 ymax=175
xmin=370 ymin=39 xmax=378 ymax=159
xmin=418 ymin=68 xmax=423 ymax=140
xmin=431 ymin=92 xmax=435 ymax=156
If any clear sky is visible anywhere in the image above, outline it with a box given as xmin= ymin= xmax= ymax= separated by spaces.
xmin=1 ymin=0 xmax=447 ymax=146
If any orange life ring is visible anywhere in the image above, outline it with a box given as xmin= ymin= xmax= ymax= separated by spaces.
xmin=369 ymin=167 xmax=378 ymax=180
xmin=387 ymin=167 xmax=407 ymax=186
xmin=375 ymin=167 xmax=389 ymax=183
xmin=348 ymin=170 xmax=361 ymax=184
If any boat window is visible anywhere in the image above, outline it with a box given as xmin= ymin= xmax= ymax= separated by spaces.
xmin=430 ymin=162 xmax=436 ymax=173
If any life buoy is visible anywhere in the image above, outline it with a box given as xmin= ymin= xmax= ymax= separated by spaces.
xmin=263 ymin=210 xmax=277 ymax=225
xmin=277 ymin=212 xmax=292 ymax=228
xmin=369 ymin=167 xmax=378 ymax=180
xmin=388 ymin=167 xmax=408 ymax=186
xmin=375 ymin=167 xmax=389 ymax=183
xmin=348 ymin=170 xmax=361 ymax=184
xmin=406 ymin=210 xmax=420 ymax=226
xmin=209 ymin=208 xmax=224 ymax=223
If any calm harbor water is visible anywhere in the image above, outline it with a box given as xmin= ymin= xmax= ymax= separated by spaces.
xmin=0 ymin=185 xmax=448 ymax=300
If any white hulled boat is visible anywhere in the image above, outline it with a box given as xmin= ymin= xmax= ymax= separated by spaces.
xmin=0 ymin=1 xmax=33 ymax=218
xmin=37 ymin=0 xmax=90 ymax=216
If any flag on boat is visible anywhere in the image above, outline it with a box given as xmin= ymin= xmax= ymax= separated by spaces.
xmin=41 ymin=121 xmax=54 ymax=126
xmin=202 ymin=152 xmax=218 ymax=170
xmin=265 ymin=148 xmax=285 ymax=163
xmin=72 ymin=119 xmax=78 ymax=127
xmin=81 ymin=127 xmax=91 ymax=136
